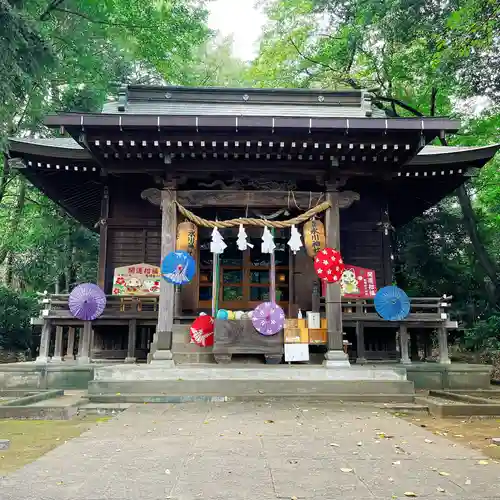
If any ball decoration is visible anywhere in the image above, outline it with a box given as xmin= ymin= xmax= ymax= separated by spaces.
xmin=314 ymin=247 xmax=345 ymax=283
xmin=216 ymin=309 xmax=229 ymax=320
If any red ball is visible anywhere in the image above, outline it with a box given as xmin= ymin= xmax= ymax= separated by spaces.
xmin=314 ymin=247 xmax=345 ymax=283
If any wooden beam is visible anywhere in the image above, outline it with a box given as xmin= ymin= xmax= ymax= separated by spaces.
xmin=177 ymin=190 xmax=323 ymax=208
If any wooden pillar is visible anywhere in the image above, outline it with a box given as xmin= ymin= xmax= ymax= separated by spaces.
xmin=65 ymin=327 xmax=75 ymax=360
xmin=174 ymin=286 xmax=182 ymax=320
xmin=35 ymin=320 xmax=52 ymax=364
xmin=410 ymin=331 xmax=419 ymax=361
xmin=125 ymin=319 xmax=137 ymax=363
xmin=311 ymin=279 xmax=320 ymax=313
xmin=399 ymin=324 xmax=411 ymax=364
xmin=323 ymin=190 xmax=350 ymax=367
xmin=52 ymin=326 xmax=64 ymax=362
xmin=77 ymin=321 xmax=91 ymax=364
xmin=355 ymin=321 xmax=366 ymax=364
xmin=438 ymin=326 xmax=451 ymax=364
xmin=97 ymin=184 xmax=109 ymax=290
xmin=150 ymin=188 xmax=176 ymax=365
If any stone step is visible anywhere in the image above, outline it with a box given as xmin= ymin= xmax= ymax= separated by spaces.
xmin=76 ymin=402 xmax=133 ymax=416
xmin=88 ymin=392 xmax=416 ymax=404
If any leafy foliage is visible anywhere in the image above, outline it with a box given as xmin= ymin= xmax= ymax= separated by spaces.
xmin=0 ymin=286 xmax=37 ymax=351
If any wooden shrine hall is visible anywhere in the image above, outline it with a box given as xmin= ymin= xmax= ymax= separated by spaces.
xmin=8 ymin=85 xmax=500 ymax=367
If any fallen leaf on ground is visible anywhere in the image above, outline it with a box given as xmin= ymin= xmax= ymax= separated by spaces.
xmin=438 ymin=471 xmax=450 ymax=476
xmin=340 ymin=468 xmax=353 ymax=473
xmin=477 ymin=460 xmax=489 ymax=465
xmin=404 ymin=492 xmax=418 ymax=497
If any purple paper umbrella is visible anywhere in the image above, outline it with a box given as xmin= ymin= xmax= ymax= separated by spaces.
xmin=251 ymin=302 xmax=285 ymax=336
xmin=68 ymin=283 xmax=106 ymax=321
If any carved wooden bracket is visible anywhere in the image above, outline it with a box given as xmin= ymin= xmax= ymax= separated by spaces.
xmin=141 ymin=188 xmax=162 ymax=207
xmin=338 ymin=191 xmax=360 ymax=209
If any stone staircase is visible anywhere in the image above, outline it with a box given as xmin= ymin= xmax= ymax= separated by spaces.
xmin=87 ymin=364 xmax=416 ymax=403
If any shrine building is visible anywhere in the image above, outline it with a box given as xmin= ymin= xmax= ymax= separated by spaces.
xmin=7 ymin=85 xmax=500 ymax=375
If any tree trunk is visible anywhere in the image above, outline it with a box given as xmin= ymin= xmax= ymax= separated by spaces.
xmin=456 ymin=183 xmax=499 ymax=301
xmin=0 ymin=156 xmax=11 ymax=206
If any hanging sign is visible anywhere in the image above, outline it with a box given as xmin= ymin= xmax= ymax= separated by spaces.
xmin=112 ymin=263 xmax=161 ymax=296
xmin=321 ymin=265 xmax=378 ymax=298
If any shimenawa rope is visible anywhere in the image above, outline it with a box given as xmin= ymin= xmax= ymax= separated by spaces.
xmin=174 ymin=200 xmax=331 ymax=229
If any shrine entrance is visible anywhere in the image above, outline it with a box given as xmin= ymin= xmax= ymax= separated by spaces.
xmin=197 ymin=228 xmax=290 ymax=312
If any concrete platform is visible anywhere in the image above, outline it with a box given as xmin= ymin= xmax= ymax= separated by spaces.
xmin=3 ymin=401 xmax=500 ymax=500
xmin=88 ymin=364 xmax=416 ymax=403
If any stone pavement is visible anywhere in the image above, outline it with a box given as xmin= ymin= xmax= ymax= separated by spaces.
xmin=1 ymin=401 xmax=500 ymax=500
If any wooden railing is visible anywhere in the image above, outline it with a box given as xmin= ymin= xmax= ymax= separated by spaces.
xmin=38 ymin=293 xmax=159 ymax=321
xmin=338 ymin=296 xmax=453 ymax=324
xmin=37 ymin=292 xmax=453 ymax=325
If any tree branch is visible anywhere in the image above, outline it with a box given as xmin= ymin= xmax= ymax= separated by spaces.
xmin=430 ymin=87 xmax=438 ymax=116
xmin=288 ymin=38 xmax=361 ymax=89
xmin=375 ymin=96 xmax=424 ymax=116
xmin=52 ymin=7 xmax=145 ymax=29
xmin=40 ymin=0 xmax=66 ymax=21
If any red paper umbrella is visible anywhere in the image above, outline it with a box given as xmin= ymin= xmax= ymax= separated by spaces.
xmin=314 ymin=247 xmax=345 ymax=283
xmin=189 ymin=315 xmax=215 ymax=347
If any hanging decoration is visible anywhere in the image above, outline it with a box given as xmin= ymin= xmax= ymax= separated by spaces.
xmin=68 ymin=284 xmax=106 ymax=321
xmin=261 ymin=226 xmax=276 ymax=254
xmin=374 ymin=286 xmax=411 ymax=321
xmin=251 ymin=302 xmax=285 ymax=336
xmin=161 ymin=251 xmax=195 ymax=285
xmin=210 ymin=227 xmax=227 ymax=254
xmin=236 ymin=224 xmax=254 ymax=251
xmin=189 ymin=315 xmax=215 ymax=347
xmin=175 ymin=199 xmax=331 ymax=229
xmin=216 ymin=309 xmax=229 ymax=320
xmin=303 ymin=219 xmax=326 ymax=258
xmin=176 ymin=221 xmax=198 ymax=255
xmin=287 ymin=225 xmax=303 ymax=254
xmin=314 ymin=247 xmax=345 ymax=283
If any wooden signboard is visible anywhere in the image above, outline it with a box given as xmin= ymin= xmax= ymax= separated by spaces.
xmin=112 ymin=263 xmax=161 ymax=296
xmin=322 ymin=265 xmax=377 ymax=299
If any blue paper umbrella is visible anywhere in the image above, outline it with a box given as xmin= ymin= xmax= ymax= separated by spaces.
xmin=161 ymin=251 xmax=196 ymax=285
xmin=374 ymin=286 xmax=410 ymax=321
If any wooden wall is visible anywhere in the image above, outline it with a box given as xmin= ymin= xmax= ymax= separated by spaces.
xmin=340 ymin=193 xmax=390 ymax=289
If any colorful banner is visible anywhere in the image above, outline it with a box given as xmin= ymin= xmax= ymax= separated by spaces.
xmin=322 ymin=265 xmax=377 ymax=299
xmin=112 ymin=263 xmax=161 ymax=296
